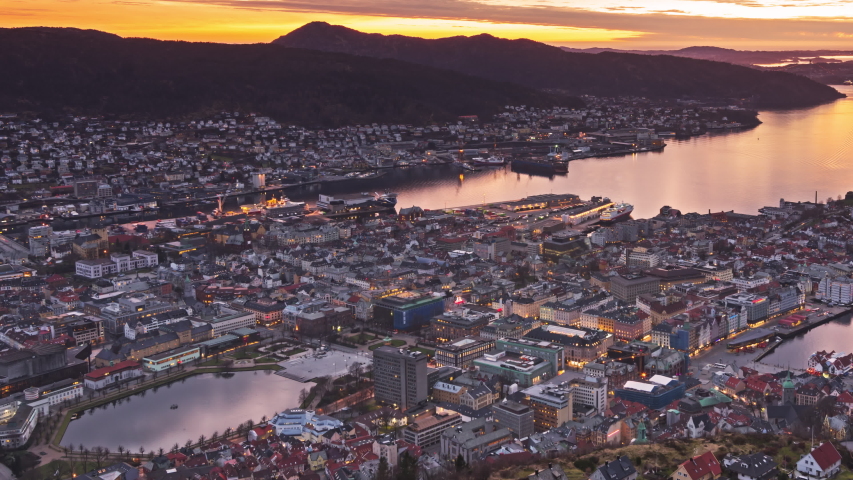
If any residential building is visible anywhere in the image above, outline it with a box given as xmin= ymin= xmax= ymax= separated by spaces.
xmin=723 ymin=454 xmax=779 ymax=480
xmin=672 ymin=452 xmax=722 ymax=480
xmin=590 ymin=457 xmax=637 ymax=480
xmin=796 ymin=443 xmax=842 ymax=479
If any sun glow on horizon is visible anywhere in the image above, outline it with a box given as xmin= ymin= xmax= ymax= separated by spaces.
xmin=2 ymin=0 xmax=853 ymax=49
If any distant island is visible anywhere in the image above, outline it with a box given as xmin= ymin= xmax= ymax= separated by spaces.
xmin=275 ymin=22 xmax=845 ymax=109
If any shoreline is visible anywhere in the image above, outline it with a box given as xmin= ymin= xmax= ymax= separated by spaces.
xmin=755 ymin=307 xmax=853 ymax=362
xmin=51 ymin=364 xmax=288 ymax=449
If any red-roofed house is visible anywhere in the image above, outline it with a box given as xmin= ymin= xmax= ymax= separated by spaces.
xmin=797 ymin=442 xmax=842 ymax=479
xmin=722 ymin=377 xmax=746 ymax=397
xmin=672 ymin=451 xmax=722 ymax=480
xmin=837 ymin=391 xmax=853 ymax=415
xmin=249 ymin=425 xmax=275 ymax=442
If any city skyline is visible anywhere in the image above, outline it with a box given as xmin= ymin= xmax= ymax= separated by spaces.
xmin=4 ymin=0 xmax=853 ymax=49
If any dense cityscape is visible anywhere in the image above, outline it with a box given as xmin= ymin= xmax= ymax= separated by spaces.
xmin=2 ymin=2 xmax=853 ymax=479
xmin=0 ymin=93 xmax=849 ymax=480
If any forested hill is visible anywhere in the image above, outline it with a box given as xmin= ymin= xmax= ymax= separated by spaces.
xmin=0 ymin=28 xmax=583 ymax=126
xmin=275 ymin=22 xmax=845 ymax=109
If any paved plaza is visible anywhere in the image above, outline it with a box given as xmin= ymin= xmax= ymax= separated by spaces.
xmin=277 ymin=349 xmax=372 ymax=382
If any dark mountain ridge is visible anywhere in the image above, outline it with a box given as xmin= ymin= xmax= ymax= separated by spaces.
xmin=561 ymin=45 xmax=853 ymax=68
xmin=0 ymin=27 xmax=581 ymax=126
xmin=275 ymin=22 xmax=844 ymax=108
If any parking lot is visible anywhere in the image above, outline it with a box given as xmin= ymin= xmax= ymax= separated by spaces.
xmin=277 ymin=349 xmax=372 ymax=382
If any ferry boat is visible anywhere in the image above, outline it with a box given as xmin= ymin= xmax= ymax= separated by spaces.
xmin=845 ymin=80 xmax=853 ymax=85
xmin=600 ymin=203 xmax=634 ymax=223
xmin=511 ymin=158 xmax=557 ymax=173
xmin=461 ymin=163 xmax=479 ymax=172
xmin=471 ymin=155 xmax=505 ymax=166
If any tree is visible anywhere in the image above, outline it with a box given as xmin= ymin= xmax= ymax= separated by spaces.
xmin=117 ymin=445 xmax=125 ymax=460
xmin=455 ymin=454 xmax=467 ymax=473
xmin=185 ymin=440 xmax=193 ymax=449
xmin=172 ymin=443 xmax=180 ymax=453
xmin=299 ymin=389 xmax=309 ymax=407
xmin=198 ymin=435 xmax=206 ymax=447
xmin=93 ymin=446 xmax=104 ymax=469
xmin=398 ymin=451 xmax=418 ymax=480
xmin=66 ymin=444 xmax=76 ymax=475
xmin=139 ymin=446 xmax=145 ymax=458
xmin=376 ymin=457 xmax=391 ymax=480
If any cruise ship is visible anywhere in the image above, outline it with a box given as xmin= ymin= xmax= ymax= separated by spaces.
xmin=374 ymin=192 xmax=398 ymax=207
xmin=240 ymin=197 xmax=309 ymax=217
xmin=599 ymin=203 xmax=634 ymax=223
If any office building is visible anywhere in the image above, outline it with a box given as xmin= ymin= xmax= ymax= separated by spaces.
xmin=473 ymin=351 xmax=553 ymax=387
xmin=73 ymin=179 xmax=99 ymax=198
xmin=724 ymin=293 xmax=770 ymax=325
xmin=242 ymin=298 xmax=283 ymax=327
xmin=480 ymin=315 xmax=541 ymax=340
xmin=430 ymin=310 xmax=492 ymax=342
xmin=523 ymin=383 xmax=573 ymax=432
xmin=614 ymin=375 xmax=686 ymax=409
xmin=373 ymin=346 xmax=428 ymax=409
xmin=434 ymin=337 xmax=495 ymax=368
xmin=492 ymin=400 xmax=534 ymax=438
xmin=496 ymin=338 xmax=565 ymax=375
xmin=440 ymin=417 xmax=513 ymax=463
xmin=403 ymin=412 xmax=462 ymax=448
xmin=28 ymin=226 xmax=51 ymax=257
xmin=0 ymin=400 xmax=37 ymax=448
xmin=373 ymin=293 xmax=445 ymax=331
xmin=75 ymin=251 xmax=159 ymax=279
xmin=524 ymin=325 xmax=613 ymax=366
xmin=610 ymin=274 xmax=660 ymax=303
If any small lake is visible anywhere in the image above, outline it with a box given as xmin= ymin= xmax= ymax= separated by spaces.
xmin=760 ymin=314 xmax=853 ymax=370
xmin=62 ymin=371 xmax=306 ymax=451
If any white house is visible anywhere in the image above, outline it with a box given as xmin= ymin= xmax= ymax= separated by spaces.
xmin=796 ymin=442 xmax=842 ymax=479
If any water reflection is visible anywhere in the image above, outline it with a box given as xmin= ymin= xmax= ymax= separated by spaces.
xmin=63 ymin=372 xmax=304 ymax=451
xmin=761 ymin=314 xmax=853 ymax=369
xmin=278 ymin=86 xmax=853 ymax=219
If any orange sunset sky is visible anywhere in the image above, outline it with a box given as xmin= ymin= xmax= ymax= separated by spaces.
xmin=3 ymin=0 xmax=853 ymax=49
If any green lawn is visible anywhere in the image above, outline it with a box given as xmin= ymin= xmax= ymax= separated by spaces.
xmin=23 ymin=459 xmax=102 ymax=480
xmin=281 ymin=347 xmax=306 ymax=356
xmin=300 ymin=392 xmax=316 ymax=409
xmin=254 ymin=356 xmax=280 ymax=364
xmin=368 ymin=339 xmax=406 ymax=350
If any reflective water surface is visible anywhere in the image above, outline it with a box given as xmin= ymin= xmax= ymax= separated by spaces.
xmin=279 ymin=85 xmax=853 ymax=219
xmin=761 ymin=314 xmax=853 ymax=370
xmin=63 ymin=372 xmax=304 ymax=451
